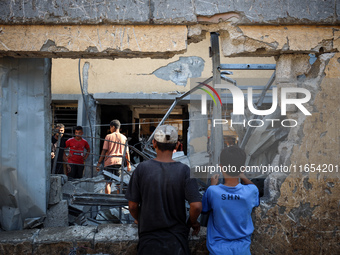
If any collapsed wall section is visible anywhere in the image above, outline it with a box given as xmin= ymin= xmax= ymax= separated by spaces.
xmin=189 ymin=24 xmax=339 ymax=254
xmin=251 ymin=52 xmax=340 ymax=254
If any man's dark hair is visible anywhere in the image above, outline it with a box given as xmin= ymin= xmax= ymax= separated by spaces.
xmin=75 ymin=126 xmax=83 ymax=131
xmin=220 ymin=146 xmax=246 ymax=177
xmin=156 ymin=141 xmax=177 ymax=152
xmin=110 ymin=120 xmax=121 ymax=129
xmin=56 ymin=123 xmax=65 ymax=129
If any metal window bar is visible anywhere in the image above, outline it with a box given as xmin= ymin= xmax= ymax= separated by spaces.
xmin=213 ymin=44 xmax=277 ymax=152
xmin=51 ymin=128 xmax=152 ymax=223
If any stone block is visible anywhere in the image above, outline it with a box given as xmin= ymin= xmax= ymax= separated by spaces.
xmin=276 ymin=55 xmax=294 ymax=83
xmin=276 ymin=54 xmax=311 ymax=83
xmin=49 ymin=175 xmax=62 ymax=205
xmin=44 ymin=200 xmax=69 ymax=228
xmin=0 ymin=206 xmax=23 ymax=231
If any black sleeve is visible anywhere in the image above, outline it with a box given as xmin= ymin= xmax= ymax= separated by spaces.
xmin=184 ymin=168 xmax=202 ymax=203
xmin=125 ymin=167 xmax=141 ymax=203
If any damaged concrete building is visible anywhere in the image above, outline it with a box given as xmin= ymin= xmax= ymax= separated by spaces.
xmin=0 ymin=0 xmax=339 ymax=254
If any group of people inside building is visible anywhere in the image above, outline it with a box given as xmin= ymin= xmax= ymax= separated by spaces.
xmin=51 ymin=124 xmax=90 ymax=179
xmin=51 ymin=120 xmax=259 ymax=255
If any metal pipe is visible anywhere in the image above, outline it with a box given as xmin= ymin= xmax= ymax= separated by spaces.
xmin=145 ymin=76 xmax=213 ymax=147
xmin=240 ymin=71 xmax=276 ymax=149
xmin=219 ymin=64 xmax=276 ymax=70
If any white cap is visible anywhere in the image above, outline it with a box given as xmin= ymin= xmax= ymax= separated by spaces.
xmin=154 ymin=125 xmax=178 ymax=144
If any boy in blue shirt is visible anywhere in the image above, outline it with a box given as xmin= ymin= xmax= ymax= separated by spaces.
xmin=202 ymin=146 xmax=260 ymax=255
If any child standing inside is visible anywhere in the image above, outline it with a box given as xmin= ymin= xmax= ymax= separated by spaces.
xmin=202 ymin=146 xmax=259 ymax=255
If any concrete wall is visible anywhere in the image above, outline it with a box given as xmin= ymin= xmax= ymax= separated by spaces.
xmin=1 ymin=24 xmax=339 ymax=59
xmin=0 ymin=58 xmax=51 ymax=231
xmin=51 ymin=33 xmax=275 ymax=95
xmin=0 ymin=0 xmax=339 ymax=25
xmin=251 ymin=52 xmax=340 ymax=254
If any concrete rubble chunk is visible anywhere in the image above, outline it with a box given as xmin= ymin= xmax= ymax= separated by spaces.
xmin=0 ymin=206 xmax=23 ymax=231
xmin=62 ymin=180 xmax=88 ymax=199
xmin=44 ymin=200 xmax=69 ymax=228
xmin=49 ymin=175 xmax=62 ymax=205
xmin=263 ymin=172 xmax=289 ymax=202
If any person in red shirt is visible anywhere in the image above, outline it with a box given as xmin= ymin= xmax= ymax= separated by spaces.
xmin=65 ymin=126 xmax=90 ymax=179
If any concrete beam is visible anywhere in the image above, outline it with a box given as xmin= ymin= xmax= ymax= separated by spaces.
xmin=0 ymin=25 xmax=187 ymax=59
xmin=0 ymin=0 xmax=339 ymax=25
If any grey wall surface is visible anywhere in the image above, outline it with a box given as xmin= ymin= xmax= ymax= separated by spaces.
xmin=0 ymin=58 xmax=51 ymax=230
xmin=0 ymin=0 xmax=338 ymax=25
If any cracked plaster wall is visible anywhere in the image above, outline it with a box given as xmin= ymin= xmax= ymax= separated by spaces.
xmin=0 ymin=25 xmax=188 ymax=59
xmin=251 ymin=52 xmax=340 ymax=254
xmin=1 ymin=24 xmax=338 ymax=59
xmin=152 ymin=56 xmax=205 ymax=86
xmin=188 ymin=23 xmax=340 ymax=57
xmin=51 ymin=34 xmax=275 ymax=95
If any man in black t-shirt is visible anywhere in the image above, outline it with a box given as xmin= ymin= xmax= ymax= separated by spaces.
xmin=125 ymin=125 xmax=202 ymax=255
xmin=51 ymin=123 xmax=66 ymax=174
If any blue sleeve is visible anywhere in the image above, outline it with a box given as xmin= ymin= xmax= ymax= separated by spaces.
xmin=250 ymin=184 xmax=260 ymax=207
xmin=202 ymin=188 xmax=211 ymax=213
